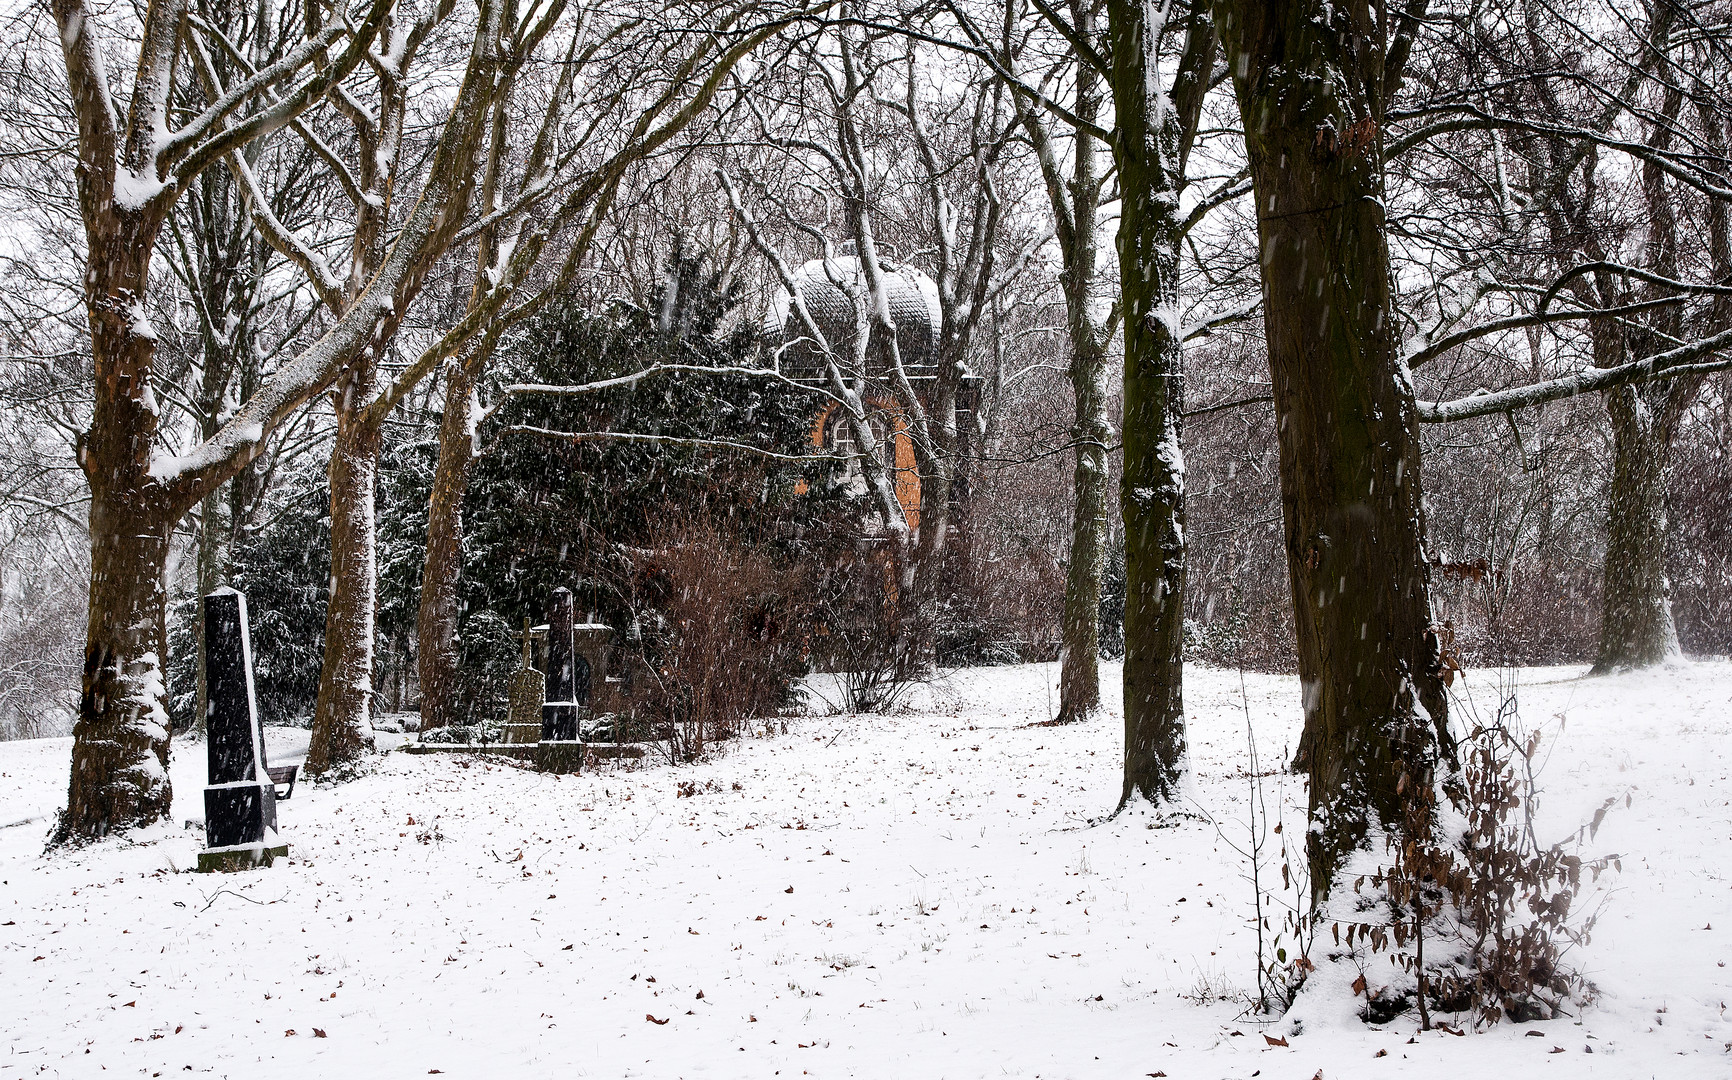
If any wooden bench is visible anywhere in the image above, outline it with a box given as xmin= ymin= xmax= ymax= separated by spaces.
xmin=267 ymin=765 xmax=299 ymax=801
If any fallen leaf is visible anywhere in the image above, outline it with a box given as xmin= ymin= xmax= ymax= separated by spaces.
xmin=1525 ymin=1030 xmax=1544 ymax=1037
xmin=1264 ymin=1034 xmax=1289 ymax=1047
xmin=1352 ymin=974 xmax=1367 ymax=996
xmin=1374 ymin=1049 xmax=1387 ymax=1058
xmin=123 ymin=1001 xmax=137 ymax=1008
xmin=284 ymin=1030 xmax=296 ymax=1037
xmin=313 ymin=1029 xmax=327 ymax=1038
xmin=785 ymin=886 xmax=794 ymax=894
xmin=646 ymin=1014 xmax=669 ymax=1026
xmin=1550 ymin=1047 xmax=1566 ymax=1054
xmin=1147 ymin=1073 xmax=1168 ymax=1078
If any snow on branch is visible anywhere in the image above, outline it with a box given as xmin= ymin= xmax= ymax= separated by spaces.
xmin=170 ymin=0 xmax=397 ymax=194
xmin=151 ymin=0 xmax=509 ymax=508
xmin=1181 ymin=298 xmax=1261 ymax=342
xmin=493 ymin=425 xmax=848 ymax=464
xmin=487 ymin=363 xmax=839 ymax=423
xmin=1417 ymin=324 xmax=1732 ymax=423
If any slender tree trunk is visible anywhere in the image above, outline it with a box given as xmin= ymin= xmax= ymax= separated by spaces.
xmin=1059 ymin=338 xmax=1110 ymax=723
xmin=1050 ymin=0 xmax=1108 ymax=726
xmin=307 ymin=359 xmax=381 ymax=773
xmin=416 ymin=361 xmax=478 ymax=731
xmin=1215 ymin=0 xmax=1450 ymax=897
xmin=1109 ymin=0 xmax=1199 ymax=804
xmin=193 ymin=489 xmax=227 ymax=735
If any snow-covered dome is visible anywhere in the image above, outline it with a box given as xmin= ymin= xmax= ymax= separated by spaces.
xmin=766 ymin=254 xmax=941 ymax=377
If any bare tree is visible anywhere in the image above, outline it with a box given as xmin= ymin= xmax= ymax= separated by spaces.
xmin=413 ymin=2 xmax=816 ymax=732
xmin=719 ymin=19 xmax=1018 ymax=679
xmin=952 ymin=0 xmax=1114 ymax=723
xmin=47 ymin=0 xmax=509 ymax=840
xmin=1102 ymin=0 xmax=1217 ymax=804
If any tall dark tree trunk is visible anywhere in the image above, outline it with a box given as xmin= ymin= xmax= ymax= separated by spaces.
xmin=59 ymin=221 xmax=180 ymax=841
xmin=1214 ymin=0 xmax=1451 ymax=896
xmin=417 ymin=361 xmax=478 ymax=731
xmin=1107 ymin=0 xmax=1212 ymax=804
xmin=307 ymin=359 xmax=381 ymax=774
xmin=1590 ymin=56 xmax=1705 ymax=673
xmin=1593 ymin=387 xmax=1685 ymax=671
xmin=64 ymin=489 xmax=176 ymax=840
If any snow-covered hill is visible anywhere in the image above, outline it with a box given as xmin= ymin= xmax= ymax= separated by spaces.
xmin=1 ymin=662 xmax=1728 ymax=1078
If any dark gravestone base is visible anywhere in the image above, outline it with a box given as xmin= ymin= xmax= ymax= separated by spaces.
xmin=204 ymin=782 xmax=278 ymax=848
xmin=541 ymin=702 xmax=581 ymax=742
xmin=536 ymin=741 xmax=586 ymax=774
xmin=198 ymin=842 xmax=290 ymax=873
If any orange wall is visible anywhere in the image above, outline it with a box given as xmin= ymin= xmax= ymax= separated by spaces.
xmin=808 ymin=402 xmax=921 ymax=531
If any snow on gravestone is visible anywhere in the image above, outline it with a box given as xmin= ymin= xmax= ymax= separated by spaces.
xmin=198 ymin=588 xmax=288 ymax=872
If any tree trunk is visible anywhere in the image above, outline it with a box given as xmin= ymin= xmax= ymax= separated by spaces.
xmin=1591 ymin=62 xmax=1701 ymax=673
xmin=1593 ymin=385 xmax=1683 ymax=670
xmin=1214 ymin=0 xmax=1450 ymax=897
xmin=1050 ymin=1 xmax=1109 ymax=727
xmin=1058 ymin=340 xmax=1110 ymax=723
xmin=307 ymin=360 xmax=381 ymax=773
xmin=417 ymin=361 xmax=478 ymax=731
xmin=57 ymin=210 xmax=183 ymax=842
xmin=60 ymin=489 xmax=176 ymax=841
xmin=1109 ymin=0 xmax=1195 ymax=804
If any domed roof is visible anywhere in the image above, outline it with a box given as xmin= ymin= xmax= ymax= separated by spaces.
xmin=767 ymin=254 xmax=941 ymax=377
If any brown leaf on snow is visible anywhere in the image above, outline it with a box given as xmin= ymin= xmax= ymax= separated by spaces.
xmin=1264 ymin=1034 xmax=1289 ymax=1047
xmin=284 ymin=1030 xmax=296 ymax=1037
xmin=1549 ymin=1047 xmax=1566 ymax=1054
xmin=785 ymin=886 xmax=794 ymax=894
xmin=313 ymin=1029 xmax=327 ymax=1038
xmin=1351 ymin=974 xmax=1367 ymax=996
xmin=646 ymin=1014 xmax=670 ymax=1025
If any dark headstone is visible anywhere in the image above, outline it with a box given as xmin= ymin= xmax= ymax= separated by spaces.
xmin=198 ymin=589 xmax=286 ymax=870
xmin=542 ymin=588 xmax=581 ymax=742
xmin=546 ymin=588 xmax=576 ymax=701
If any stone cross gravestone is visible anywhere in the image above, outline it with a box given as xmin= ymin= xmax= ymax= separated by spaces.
xmin=198 ymin=588 xmax=288 ymax=872
xmin=503 ymin=618 xmax=546 ymax=745
xmin=541 ymin=587 xmax=588 ymax=742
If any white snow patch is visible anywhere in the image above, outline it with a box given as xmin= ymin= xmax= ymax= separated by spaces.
xmin=0 ymin=663 xmax=1727 ymax=1076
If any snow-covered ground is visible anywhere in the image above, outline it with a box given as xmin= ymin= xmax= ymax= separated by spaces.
xmin=1 ymin=662 xmax=1728 ymax=1079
